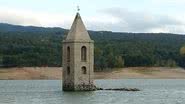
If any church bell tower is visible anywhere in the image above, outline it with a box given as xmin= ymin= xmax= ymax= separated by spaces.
xmin=62 ymin=11 xmax=95 ymax=91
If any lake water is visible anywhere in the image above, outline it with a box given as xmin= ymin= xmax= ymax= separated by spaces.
xmin=0 ymin=79 xmax=185 ymax=104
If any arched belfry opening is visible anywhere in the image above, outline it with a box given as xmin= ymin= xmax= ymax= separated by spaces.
xmin=62 ymin=12 xmax=95 ymax=91
xmin=81 ymin=46 xmax=87 ymax=61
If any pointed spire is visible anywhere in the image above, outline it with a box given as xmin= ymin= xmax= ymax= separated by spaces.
xmin=66 ymin=12 xmax=92 ymax=41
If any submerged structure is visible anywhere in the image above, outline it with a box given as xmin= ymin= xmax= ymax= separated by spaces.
xmin=62 ymin=12 xmax=95 ymax=91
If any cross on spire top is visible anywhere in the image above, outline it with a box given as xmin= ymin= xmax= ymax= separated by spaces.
xmin=77 ymin=5 xmax=80 ymax=12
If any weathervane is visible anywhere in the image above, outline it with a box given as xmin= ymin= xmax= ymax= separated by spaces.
xmin=77 ymin=5 xmax=80 ymax=12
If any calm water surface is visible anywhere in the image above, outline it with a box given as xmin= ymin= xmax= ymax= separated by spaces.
xmin=0 ymin=79 xmax=185 ymax=104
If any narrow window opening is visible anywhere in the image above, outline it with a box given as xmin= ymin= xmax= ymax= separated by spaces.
xmin=81 ymin=46 xmax=87 ymax=61
xmin=82 ymin=66 xmax=87 ymax=74
xmin=67 ymin=46 xmax=70 ymax=62
xmin=67 ymin=66 xmax=70 ymax=75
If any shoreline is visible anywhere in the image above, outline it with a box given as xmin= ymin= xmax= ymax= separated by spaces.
xmin=0 ymin=67 xmax=185 ymax=80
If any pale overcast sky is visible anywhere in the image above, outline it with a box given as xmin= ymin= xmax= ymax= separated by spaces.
xmin=0 ymin=0 xmax=185 ymax=33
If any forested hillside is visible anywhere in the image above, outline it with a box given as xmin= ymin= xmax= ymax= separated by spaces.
xmin=0 ymin=23 xmax=185 ymax=71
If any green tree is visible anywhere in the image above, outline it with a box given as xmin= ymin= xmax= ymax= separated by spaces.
xmin=180 ymin=46 xmax=185 ymax=55
xmin=114 ymin=56 xmax=124 ymax=68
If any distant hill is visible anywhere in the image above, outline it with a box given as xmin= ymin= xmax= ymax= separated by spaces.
xmin=0 ymin=23 xmax=185 ymax=70
xmin=0 ymin=23 xmax=66 ymax=32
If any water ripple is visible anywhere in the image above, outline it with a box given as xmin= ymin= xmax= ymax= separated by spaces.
xmin=0 ymin=79 xmax=185 ymax=104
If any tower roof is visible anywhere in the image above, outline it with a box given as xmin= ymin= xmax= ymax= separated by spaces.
xmin=65 ymin=13 xmax=92 ymax=42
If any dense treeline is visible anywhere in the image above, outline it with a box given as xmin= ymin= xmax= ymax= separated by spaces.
xmin=92 ymin=32 xmax=185 ymax=70
xmin=0 ymin=23 xmax=185 ymax=71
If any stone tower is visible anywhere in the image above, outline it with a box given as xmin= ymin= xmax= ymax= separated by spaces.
xmin=62 ymin=12 xmax=95 ymax=91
